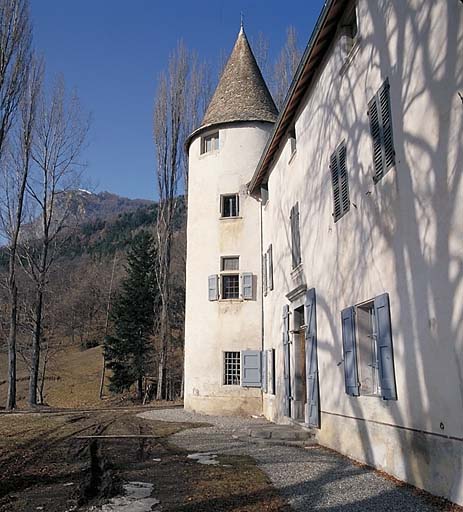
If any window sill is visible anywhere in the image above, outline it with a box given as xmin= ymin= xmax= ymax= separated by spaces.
xmin=219 ymin=216 xmax=242 ymax=221
xmin=199 ymin=150 xmax=219 ymax=160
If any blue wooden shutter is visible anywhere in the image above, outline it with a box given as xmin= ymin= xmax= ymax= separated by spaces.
xmin=305 ymin=288 xmax=320 ymax=428
xmin=379 ymin=80 xmax=395 ymax=171
xmin=330 ymin=150 xmax=341 ymax=220
xmin=282 ymin=305 xmax=291 ymax=416
xmin=268 ymin=244 xmax=274 ymax=291
xmin=242 ymin=272 xmax=253 ymax=300
xmin=330 ymin=142 xmax=350 ymax=222
xmin=368 ymin=78 xmax=395 ymax=182
xmin=262 ymin=350 xmax=268 ymax=393
xmin=341 ymin=307 xmax=360 ymax=396
xmin=338 ymin=144 xmax=350 ymax=216
xmin=208 ymin=275 xmax=219 ymax=301
xmin=368 ymin=93 xmax=384 ymax=182
xmin=374 ymin=293 xmax=397 ymax=400
xmin=241 ymin=350 xmax=261 ymax=387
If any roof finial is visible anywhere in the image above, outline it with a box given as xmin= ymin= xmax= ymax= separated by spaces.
xmin=240 ymin=12 xmax=244 ymax=33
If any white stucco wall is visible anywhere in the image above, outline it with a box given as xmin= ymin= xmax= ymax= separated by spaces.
xmin=261 ymin=0 xmax=463 ymax=505
xmin=184 ymin=122 xmax=272 ymax=415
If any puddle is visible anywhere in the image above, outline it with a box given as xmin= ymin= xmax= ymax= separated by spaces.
xmin=92 ymin=481 xmax=160 ymax=512
xmin=187 ymin=452 xmax=221 ymax=466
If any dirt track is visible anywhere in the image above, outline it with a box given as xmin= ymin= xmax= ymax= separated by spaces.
xmin=0 ymin=408 xmax=290 ymax=512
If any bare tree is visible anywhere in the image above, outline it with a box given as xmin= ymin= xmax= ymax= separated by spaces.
xmin=0 ymin=0 xmax=32 ymax=157
xmin=153 ymin=44 xmax=188 ymax=400
xmin=183 ymin=52 xmax=212 ymax=196
xmin=0 ymin=0 xmax=32 ymax=409
xmin=0 ymin=58 xmax=42 ymax=410
xmin=272 ymin=26 xmax=302 ymax=110
xmin=23 ymin=77 xmax=88 ymax=405
xmin=153 ymin=42 xmax=211 ymax=401
xmin=252 ymin=31 xmax=271 ymax=86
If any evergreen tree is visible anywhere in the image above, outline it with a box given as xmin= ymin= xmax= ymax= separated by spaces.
xmin=104 ymin=231 xmax=158 ymax=399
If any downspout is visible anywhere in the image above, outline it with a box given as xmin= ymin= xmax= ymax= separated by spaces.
xmin=259 ymin=196 xmax=265 ymax=412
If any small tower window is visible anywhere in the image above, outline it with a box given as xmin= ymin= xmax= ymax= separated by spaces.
xmin=221 ymin=255 xmax=240 ymax=299
xmin=221 ymin=194 xmax=239 ymax=218
xmin=221 ymin=256 xmax=239 ymax=271
xmin=201 ymin=131 xmax=219 ymax=154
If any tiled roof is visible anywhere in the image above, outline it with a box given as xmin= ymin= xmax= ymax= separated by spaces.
xmin=200 ymin=27 xmax=278 ymax=129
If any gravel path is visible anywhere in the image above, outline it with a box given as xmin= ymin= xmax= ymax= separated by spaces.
xmin=139 ymin=408 xmax=441 ymax=511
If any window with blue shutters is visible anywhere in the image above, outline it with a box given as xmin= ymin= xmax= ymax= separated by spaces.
xmin=209 ymin=257 xmax=255 ymax=301
xmin=341 ymin=294 xmax=397 ymax=400
xmin=330 ymin=141 xmax=350 ymax=222
xmin=368 ymin=79 xmax=395 ymax=182
xmin=263 ymin=245 xmax=274 ymax=295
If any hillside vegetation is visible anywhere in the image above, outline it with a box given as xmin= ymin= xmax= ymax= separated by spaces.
xmin=0 ymin=191 xmax=186 ymax=408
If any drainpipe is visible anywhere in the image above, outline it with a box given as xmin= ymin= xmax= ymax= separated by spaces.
xmin=259 ymin=197 xmax=265 ymax=410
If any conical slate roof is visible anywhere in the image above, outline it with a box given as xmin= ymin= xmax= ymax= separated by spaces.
xmin=200 ymin=27 xmax=278 ymax=129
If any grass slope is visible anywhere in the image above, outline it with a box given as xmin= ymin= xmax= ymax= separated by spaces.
xmin=0 ymin=345 xmax=109 ymax=409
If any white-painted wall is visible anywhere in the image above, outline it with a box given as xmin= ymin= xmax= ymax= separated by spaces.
xmin=261 ymin=0 xmax=463 ymax=505
xmin=184 ymin=122 xmax=272 ymax=415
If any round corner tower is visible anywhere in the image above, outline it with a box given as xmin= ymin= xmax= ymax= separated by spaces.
xmin=184 ymin=26 xmax=278 ymax=416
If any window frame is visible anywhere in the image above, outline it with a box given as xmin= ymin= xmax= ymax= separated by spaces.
xmin=200 ymin=131 xmax=219 ymax=155
xmin=356 ymin=300 xmax=381 ymax=396
xmin=221 ymin=256 xmax=239 ymax=272
xmin=220 ymin=193 xmax=240 ymax=218
xmin=341 ymin=293 xmax=397 ymax=400
xmin=221 ymin=273 xmax=240 ymax=300
xmin=224 ymin=351 xmax=241 ymax=386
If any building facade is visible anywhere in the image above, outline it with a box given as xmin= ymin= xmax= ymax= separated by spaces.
xmin=184 ymin=0 xmax=463 ymax=505
xmin=184 ymin=27 xmax=277 ymax=415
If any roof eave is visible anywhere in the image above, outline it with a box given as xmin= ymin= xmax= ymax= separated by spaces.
xmin=248 ymin=0 xmax=346 ymax=195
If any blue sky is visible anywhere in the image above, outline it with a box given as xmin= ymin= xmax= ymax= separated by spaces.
xmin=30 ymin=1 xmax=324 ymax=200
